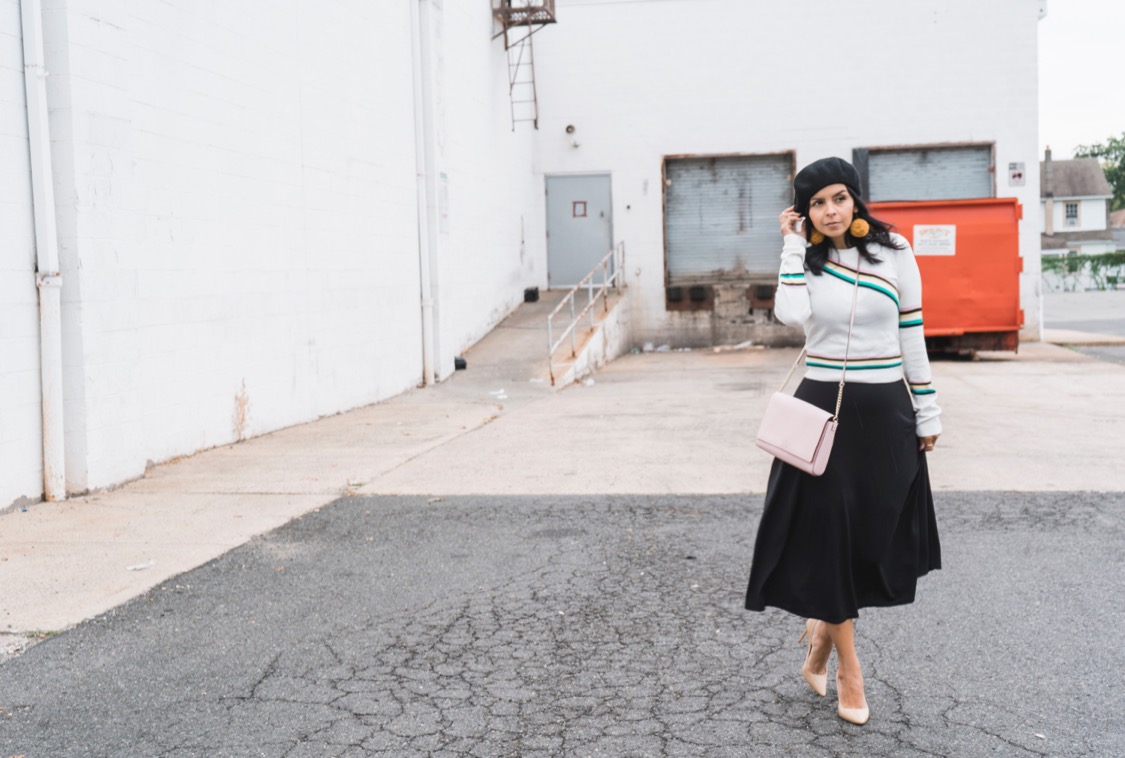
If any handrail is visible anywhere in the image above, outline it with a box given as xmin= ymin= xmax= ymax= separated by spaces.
xmin=547 ymin=241 xmax=625 ymax=385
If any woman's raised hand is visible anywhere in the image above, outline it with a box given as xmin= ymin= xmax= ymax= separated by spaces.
xmin=779 ymin=206 xmax=804 ymax=238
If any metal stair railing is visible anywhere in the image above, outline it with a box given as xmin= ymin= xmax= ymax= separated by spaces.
xmin=546 ymin=241 xmax=625 ymax=386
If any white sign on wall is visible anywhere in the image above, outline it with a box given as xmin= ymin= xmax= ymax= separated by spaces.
xmin=914 ymin=225 xmax=957 ymax=256
xmin=1008 ymin=162 xmax=1026 ymax=186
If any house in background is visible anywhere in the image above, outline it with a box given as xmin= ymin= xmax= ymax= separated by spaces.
xmin=1040 ymin=148 xmax=1117 ymax=255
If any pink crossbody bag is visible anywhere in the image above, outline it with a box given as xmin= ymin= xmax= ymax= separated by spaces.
xmin=755 ymin=261 xmax=861 ymax=476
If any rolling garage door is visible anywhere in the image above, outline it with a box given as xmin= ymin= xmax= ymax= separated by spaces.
xmin=859 ymin=145 xmax=994 ymax=202
xmin=664 ymin=154 xmax=792 ymax=282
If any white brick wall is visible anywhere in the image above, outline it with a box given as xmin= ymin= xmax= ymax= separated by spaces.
xmin=39 ymin=0 xmax=429 ymax=492
xmin=0 ymin=0 xmax=45 ymax=508
xmin=426 ymin=1 xmax=540 ymax=375
xmin=0 ymin=0 xmax=544 ymax=500
xmin=533 ymin=0 xmax=1045 ymax=342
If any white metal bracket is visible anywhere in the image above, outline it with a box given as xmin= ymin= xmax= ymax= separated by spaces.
xmin=36 ymin=272 xmax=62 ymax=289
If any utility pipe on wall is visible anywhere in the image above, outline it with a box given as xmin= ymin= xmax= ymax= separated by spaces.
xmin=410 ymin=0 xmax=436 ymax=386
xmin=20 ymin=0 xmax=66 ymax=501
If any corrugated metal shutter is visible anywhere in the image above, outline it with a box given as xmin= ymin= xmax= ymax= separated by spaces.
xmin=665 ymin=155 xmax=791 ymax=282
xmin=867 ymin=146 xmax=993 ymax=201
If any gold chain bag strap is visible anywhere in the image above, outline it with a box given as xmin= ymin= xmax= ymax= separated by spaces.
xmin=755 ymin=260 xmax=861 ymax=475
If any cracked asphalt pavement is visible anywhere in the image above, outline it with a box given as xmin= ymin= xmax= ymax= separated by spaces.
xmin=1 ymin=492 xmax=1122 ymax=757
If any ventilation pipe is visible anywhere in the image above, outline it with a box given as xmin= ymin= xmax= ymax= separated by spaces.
xmin=20 ymin=0 xmax=65 ymax=501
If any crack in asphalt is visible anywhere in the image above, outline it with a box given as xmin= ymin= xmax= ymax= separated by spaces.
xmin=0 ymin=493 xmax=1120 ymax=757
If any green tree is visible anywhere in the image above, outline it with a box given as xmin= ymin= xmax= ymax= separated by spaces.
xmin=1074 ymin=132 xmax=1125 ymax=212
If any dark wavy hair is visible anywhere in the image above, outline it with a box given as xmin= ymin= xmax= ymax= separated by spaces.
xmin=797 ymin=188 xmax=905 ymax=275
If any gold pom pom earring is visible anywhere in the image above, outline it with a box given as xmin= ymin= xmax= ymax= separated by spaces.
xmin=810 ymin=230 xmax=825 ymax=244
xmin=849 ymin=217 xmax=870 ymax=238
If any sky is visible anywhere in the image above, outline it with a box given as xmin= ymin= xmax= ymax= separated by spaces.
xmin=1038 ymin=0 xmax=1125 ymax=158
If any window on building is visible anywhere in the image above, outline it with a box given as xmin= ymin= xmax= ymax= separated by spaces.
xmin=1065 ymin=202 xmax=1080 ymax=227
xmin=853 ymin=145 xmax=994 ymax=202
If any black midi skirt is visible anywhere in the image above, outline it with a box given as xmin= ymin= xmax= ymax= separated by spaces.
xmin=745 ymin=379 xmax=941 ymax=624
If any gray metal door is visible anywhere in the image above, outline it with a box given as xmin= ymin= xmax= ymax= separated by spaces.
xmin=864 ymin=146 xmax=993 ymax=201
xmin=546 ymin=174 xmax=613 ymax=288
xmin=664 ymin=154 xmax=792 ymax=282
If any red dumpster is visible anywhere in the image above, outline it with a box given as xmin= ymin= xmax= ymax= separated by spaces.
xmin=869 ymin=198 xmax=1023 ymax=353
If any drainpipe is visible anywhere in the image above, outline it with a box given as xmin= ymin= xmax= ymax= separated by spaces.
xmin=411 ymin=0 xmax=436 ymax=386
xmin=21 ymin=0 xmax=65 ymax=501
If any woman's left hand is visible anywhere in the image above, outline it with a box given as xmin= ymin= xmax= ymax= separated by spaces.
xmin=918 ymin=435 xmax=939 ymax=453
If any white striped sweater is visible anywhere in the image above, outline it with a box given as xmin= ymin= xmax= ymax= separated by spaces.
xmin=776 ymin=232 xmax=942 ymax=437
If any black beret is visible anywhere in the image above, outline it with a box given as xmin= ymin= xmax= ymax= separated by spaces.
xmin=793 ymin=157 xmax=862 ymax=212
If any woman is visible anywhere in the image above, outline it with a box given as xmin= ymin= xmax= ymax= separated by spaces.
xmin=744 ymin=157 xmax=942 ymax=726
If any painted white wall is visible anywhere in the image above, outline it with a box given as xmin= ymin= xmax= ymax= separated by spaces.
xmin=2 ymin=0 xmax=542 ymax=502
xmin=38 ymin=0 xmax=426 ymax=493
xmin=429 ymin=1 xmax=540 ymax=374
xmin=0 ymin=0 xmax=45 ymax=508
xmin=533 ymin=0 xmax=1045 ymax=342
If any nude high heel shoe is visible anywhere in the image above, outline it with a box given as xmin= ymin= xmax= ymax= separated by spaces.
xmin=798 ymin=619 xmax=827 ymax=697
xmin=835 ymin=673 xmax=870 ymax=725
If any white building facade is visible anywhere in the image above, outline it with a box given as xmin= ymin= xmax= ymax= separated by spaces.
xmin=2 ymin=0 xmax=540 ymax=506
xmin=3 ymin=0 xmax=1045 ymax=508
xmin=532 ymin=0 xmax=1046 ymax=348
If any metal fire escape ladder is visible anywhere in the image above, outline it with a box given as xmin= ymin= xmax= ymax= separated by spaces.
xmin=506 ymin=27 xmax=539 ymax=129
xmin=493 ymin=1 xmax=557 ymax=131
